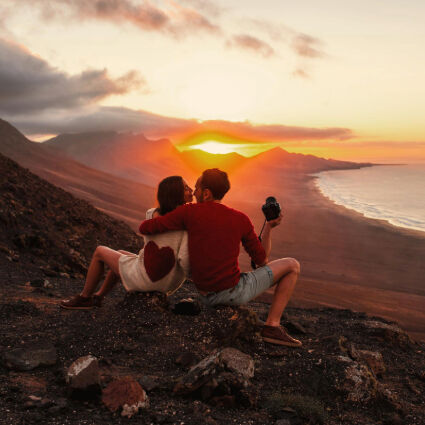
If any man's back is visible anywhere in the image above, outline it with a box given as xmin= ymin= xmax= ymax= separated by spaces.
xmin=139 ymin=201 xmax=266 ymax=292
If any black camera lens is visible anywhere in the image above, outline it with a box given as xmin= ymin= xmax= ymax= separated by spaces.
xmin=262 ymin=196 xmax=281 ymax=221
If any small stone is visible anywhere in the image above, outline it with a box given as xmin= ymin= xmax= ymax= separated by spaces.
xmin=102 ymin=377 xmax=149 ymax=418
xmin=138 ymin=375 xmax=159 ymax=392
xmin=175 ymin=352 xmax=198 ymax=368
xmin=66 ymin=355 xmax=100 ymax=394
xmin=59 ymin=272 xmax=71 ymax=278
xmin=40 ymin=266 xmax=58 ymax=277
xmin=173 ymin=298 xmax=201 ymax=316
xmin=43 ymin=280 xmax=53 ymax=289
xmin=275 ymin=420 xmax=292 ymax=425
xmin=2 ymin=342 xmax=57 ymax=371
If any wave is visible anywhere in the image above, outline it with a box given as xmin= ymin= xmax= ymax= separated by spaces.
xmin=314 ymin=167 xmax=425 ymax=233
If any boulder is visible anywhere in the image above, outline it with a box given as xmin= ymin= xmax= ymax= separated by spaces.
xmin=66 ymin=355 xmax=100 ymax=395
xmin=349 ymin=345 xmax=386 ymax=376
xmin=362 ymin=321 xmax=412 ymax=348
xmin=2 ymin=342 xmax=57 ymax=371
xmin=174 ymin=348 xmax=255 ymax=405
xmin=336 ymin=356 xmax=378 ymax=402
xmin=102 ymin=376 xmax=149 ymax=418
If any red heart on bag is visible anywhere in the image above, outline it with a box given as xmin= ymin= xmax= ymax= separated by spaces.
xmin=143 ymin=241 xmax=176 ymax=282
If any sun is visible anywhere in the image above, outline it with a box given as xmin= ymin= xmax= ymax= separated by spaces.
xmin=194 ymin=141 xmax=239 ymax=155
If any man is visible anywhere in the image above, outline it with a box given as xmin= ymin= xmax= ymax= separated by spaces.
xmin=140 ymin=168 xmax=301 ymax=347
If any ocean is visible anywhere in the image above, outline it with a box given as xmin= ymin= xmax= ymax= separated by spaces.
xmin=314 ymin=164 xmax=425 ymax=233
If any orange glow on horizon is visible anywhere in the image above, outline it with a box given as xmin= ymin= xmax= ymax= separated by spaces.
xmin=176 ymin=132 xmax=278 ymax=157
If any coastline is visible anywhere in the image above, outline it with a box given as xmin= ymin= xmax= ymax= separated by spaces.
xmin=241 ymin=170 xmax=425 ymax=342
xmin=309 ymin=175 xmax=425 ymax=240
xmin=312 ymin=165 xmax=425 ymax=237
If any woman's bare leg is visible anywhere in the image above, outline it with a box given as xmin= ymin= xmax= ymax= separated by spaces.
xmin=80 ymin=246 xmax=123 ymax=297
xmin=264 ymin=258 xmax=300 ymax=327
xmin=94 ymin=250 xmax=134 ymax=298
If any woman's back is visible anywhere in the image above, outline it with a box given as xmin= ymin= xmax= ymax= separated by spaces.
xmin=119 ymin=208 xmax=190 ymax=294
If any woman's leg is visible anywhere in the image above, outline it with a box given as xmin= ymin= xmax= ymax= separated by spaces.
xmin=80 ymin=246 xmax=123 ymax=297
xmin=94 ymin=250 xmax=133 ymax=298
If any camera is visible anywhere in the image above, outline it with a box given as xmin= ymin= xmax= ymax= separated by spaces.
xmin=261 ymin=196 xmax=281 ymax=221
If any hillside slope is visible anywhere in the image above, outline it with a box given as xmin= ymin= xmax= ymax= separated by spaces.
xmin=0 ymin=119 xmax=155 ymax=230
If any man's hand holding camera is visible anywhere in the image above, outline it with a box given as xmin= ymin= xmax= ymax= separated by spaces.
xmin=266 ymin=212 xmax=283 ymax=229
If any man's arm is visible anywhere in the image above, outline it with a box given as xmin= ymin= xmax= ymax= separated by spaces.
xmin=241 ymin=216 xmax=267 ymax=267
xmin=260 ymin=213 xmax=282 ymax=259
xmin=139 ymin=204 xmax=187 ymax=235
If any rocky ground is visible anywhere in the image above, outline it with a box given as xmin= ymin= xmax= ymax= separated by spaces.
xmin=1 ymin=153 xmax=424 ymax=425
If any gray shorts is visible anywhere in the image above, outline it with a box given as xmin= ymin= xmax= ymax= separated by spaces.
xmin=199 ymin=265 xmax=274 ymax=307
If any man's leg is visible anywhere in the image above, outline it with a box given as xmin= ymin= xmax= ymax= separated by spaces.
xmin=80 ymin=246 xmax=123 ymax=297
xmin=265 ymin=258 xmax=300 ymax=326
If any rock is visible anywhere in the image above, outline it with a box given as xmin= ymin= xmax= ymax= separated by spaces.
xmin=220 ymin=307 xmax=261 ymax=344
xmin=2 ymin=342 xmax=57 ymax=371
xmin=102 ymin=376 xmax=149 ymax=418
xmin=174 ymin=348 xmax=255 ymax=404
xmin=40 ymin=266 xmax=58 ymax=277
xmin=173 ymin=298 xmax=201 ymax=315
xmin=349 ymin=345 xmax=386 ymax=376
xmin=336 ymin=356 xmax=378 ymax=402
xmin=275 ymin=420 xmax=292 ymax=425
xmin=138 ymin=375 xmax=160 ymax=392
xmin=175 ymin=352 xmax=198 ymax=368
xmin=362 ymin=320 xmax=412 ymax=348
xmin=220 ymin=347 xmax=254 ymax=379
xmin=66 ymin=355 xmax=100 ymax=395
xmin=43 ymin=279 xmax=53 ymax=289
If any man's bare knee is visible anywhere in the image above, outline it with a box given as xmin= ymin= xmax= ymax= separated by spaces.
xmin=289 ymin=258 xmax=300 ymax=275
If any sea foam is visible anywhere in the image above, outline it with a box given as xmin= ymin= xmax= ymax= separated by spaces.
xmin=314 ymin=165 xmax=425 ymax=233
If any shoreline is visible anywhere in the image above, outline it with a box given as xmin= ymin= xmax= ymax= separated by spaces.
xmin=237 ymin=170 xmax=425 ymax=342
xmin=309 ymin=175 xmax=425 ymax=240
xmin=311 ymin=165 xmax=425 ymax=238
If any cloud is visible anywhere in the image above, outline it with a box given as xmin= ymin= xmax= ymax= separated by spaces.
xmin=0 ymin=39 xmax=146 ymax=114
xmin=7 ymin=0 xmax=220 ymax=38
xmin=7 ymin=106 xmax=191 ymax=136
xmin=292 ymin=68 xmax=310 ymax=79
xmin=188 ymin=120 xmax=354 ymax=142
xmin=5 ymin=103 xmax=354 ymax=144
xmin=227 ymin=34 xmax=275 ymax=58
xmin=244 ymin=18 xmax=326 ymax=60
xmin=292 ymin=33 xmax=324 ymax=58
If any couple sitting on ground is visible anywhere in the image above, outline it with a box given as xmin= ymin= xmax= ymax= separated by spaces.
xmin=61 ymin=168 xmax=302 ymax=347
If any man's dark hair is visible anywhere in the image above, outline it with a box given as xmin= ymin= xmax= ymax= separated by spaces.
xmin=200 ymin=168 xmax=230 ymax=200
xmin=157 ymin=176 xmax=185 ymax=215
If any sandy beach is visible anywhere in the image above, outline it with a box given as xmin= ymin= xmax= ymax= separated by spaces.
xmin=228 ymin=169 xmax=425 ymax=342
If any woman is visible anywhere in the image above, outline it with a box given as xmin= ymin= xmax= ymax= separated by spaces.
xmin=60 ymin=176 xmax=193 ymax=309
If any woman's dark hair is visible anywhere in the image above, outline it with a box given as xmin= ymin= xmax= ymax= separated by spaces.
xmin=157 ymin=176 xmax=185 ymax=215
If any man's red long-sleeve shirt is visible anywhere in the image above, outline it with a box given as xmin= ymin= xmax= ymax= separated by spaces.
xmin=139 ymin=202 xmax=266 ymax=293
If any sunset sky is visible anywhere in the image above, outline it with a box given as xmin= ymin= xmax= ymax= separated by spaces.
xmin=1 ymin=0 xmax=424 ymax=162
